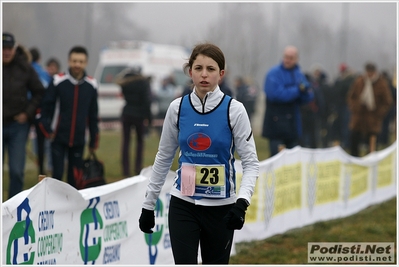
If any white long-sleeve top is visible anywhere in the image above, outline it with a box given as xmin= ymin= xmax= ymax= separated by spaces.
xmin=142 ymin=86 xmax=259 ymax=210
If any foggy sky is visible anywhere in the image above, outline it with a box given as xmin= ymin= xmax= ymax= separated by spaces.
xmin=1 ymin=1 xmax=397 ymax=136
xmin=2 ymin=2 xmax=397 ymax=81
xmin=130 ymin=2 xmax=396 ymax=47
xmin=128 ymin=2 xmax=397 ymax=76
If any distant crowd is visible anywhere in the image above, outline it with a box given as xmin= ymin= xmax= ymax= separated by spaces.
xmin=299 ymin=62 xmax=396 ymax=153
xmin=260 ymin=46 xmax=395 ymax=158
xmin=3 ymin=31 xmax=397 ymax=200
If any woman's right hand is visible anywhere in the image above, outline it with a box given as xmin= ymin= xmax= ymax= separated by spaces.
xmin=139 ymin=208 xmax=155 ymax=233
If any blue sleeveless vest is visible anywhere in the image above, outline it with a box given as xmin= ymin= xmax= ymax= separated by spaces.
xmin=175 ymin=94 xmax=235 ymax=199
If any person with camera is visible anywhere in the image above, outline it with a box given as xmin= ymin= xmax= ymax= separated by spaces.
xmin=261 ymin=45 xmax=314 ymax=157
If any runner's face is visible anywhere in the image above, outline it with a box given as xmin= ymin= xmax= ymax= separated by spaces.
xmin=189 ymin=54 xmax=224 ymax=98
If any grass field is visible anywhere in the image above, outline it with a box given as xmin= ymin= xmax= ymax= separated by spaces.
xmin=2 ymin=129 xmax=271 ymax=200
xmin=229 ymin=197 xmax=397 ymax=264
xmin=2 ymin=128 xmax=397 ymax=264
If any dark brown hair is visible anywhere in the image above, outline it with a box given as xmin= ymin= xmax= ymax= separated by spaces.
xmin=68 ymin=45 xmax=88 ymax=58
xmin=183 ymin=43 xmax=225 ymax=75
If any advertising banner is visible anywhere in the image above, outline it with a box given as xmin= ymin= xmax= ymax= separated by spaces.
xmin=2 ymin=142 xmax=396 ymax=265
xmin=233 ymin=143 xmax=397 ymax=244
xmin=2 ymin=168 xmax=175 ymax=265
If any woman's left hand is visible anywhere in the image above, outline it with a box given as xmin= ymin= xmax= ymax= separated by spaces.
xmin=223 ymin=198 xmax=249 ymax=230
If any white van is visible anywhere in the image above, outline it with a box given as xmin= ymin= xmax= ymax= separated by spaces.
xmin=94 ymin=40 xmax=190 ymax=121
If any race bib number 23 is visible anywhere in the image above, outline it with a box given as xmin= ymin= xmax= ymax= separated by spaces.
xmin=181 ymin=163 xmax=226 ymax=198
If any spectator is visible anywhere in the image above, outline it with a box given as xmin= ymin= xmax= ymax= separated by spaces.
xmin=155 ymin=76 xmax=177 ymax=135
xmin=3 ymin=32 xmax=45 ymax=199
xmin=115 ymin=66 xmax=152 ymax=177
xmin=234 ymin=76 xmax=257 ymax=121
xmin=347 ymin=62 xmax=393 ymax=156
xmin=300 ymin=66 xmax=327 ymax=148
xmin=39 ymin=46 xmax=99 ymax=189
xmin=328 ymin=63 xmax=356 ymax=149
xmin=219 ymin=73 xmax=233 ymax=97
xmin=30 ymin=47 xmax=53 ymax=176
xmin=30 ymin=47 xmax=51 ymax=88
xmin=139 ymin=43 xmax=259 ymax=264
xmin=261 ymin=45 xmax=314 ymax=157
xmin=181 ymin=78 xmax=193 ymax=97
xmin=46 ymin=57 xmax=61 ymax=76
xmin=391 ymin=68 xmax=397 ymax=139
xmin=378 ymin=71 xmax=396 ymax=147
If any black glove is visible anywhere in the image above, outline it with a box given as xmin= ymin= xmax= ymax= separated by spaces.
xmin=139 ymin=208 xmax=155 ymax=233
xmin=223 ymin=198 xmax=249 ymax=230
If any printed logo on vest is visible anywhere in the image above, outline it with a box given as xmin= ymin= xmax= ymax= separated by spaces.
xmin=187 ymin=133 xmax=211 ymax=151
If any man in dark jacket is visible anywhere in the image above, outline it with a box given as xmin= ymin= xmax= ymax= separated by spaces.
xmin=39 ymin=46 xmax=99 ymax=189
xmin=328 ymin=63 xmax=356 ymax=149
xmin=115 ymin=66 xmax=152 ymax=176
xmin=235 ymin=76 xmax=258 ymax=121
xmin=3 ymin=32 xmax=45 ymax=199
xmin=262 ymin=45 xmax=314 ymax=157
xmin=30 ymin=47 xmax=53 ymax=176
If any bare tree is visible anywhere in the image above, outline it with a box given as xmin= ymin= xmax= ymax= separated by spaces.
xmin=2 ymin=3 xmax=149 ymax=74
xmin=206 ymin=3 xmax=270 ymax=88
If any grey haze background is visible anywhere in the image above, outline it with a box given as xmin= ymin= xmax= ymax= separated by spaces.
xmin=3 ymin=2 xmax=397 ymax=93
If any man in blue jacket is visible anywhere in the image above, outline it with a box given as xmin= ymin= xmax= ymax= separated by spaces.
xmin=39 ymin=46 xmax=99 ymax=189
xmin=262 ymin=45 xmax=314 ymax=157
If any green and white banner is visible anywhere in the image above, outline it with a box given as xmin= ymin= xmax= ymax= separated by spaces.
xmin=2 ymin=167 xmax=174 ymax=265
xmin=2 ymin=142 xmax=396 ymax=265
